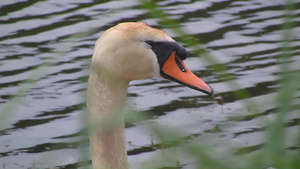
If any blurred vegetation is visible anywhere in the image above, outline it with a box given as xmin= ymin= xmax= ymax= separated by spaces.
xmin=135 ymin=0 xmax=300 ymax=169
xmin=0 ymin=0 xmax=299 ymax=169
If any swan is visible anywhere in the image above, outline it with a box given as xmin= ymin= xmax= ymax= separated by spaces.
xmin=87 ymin=22 xmax=213 ymax=169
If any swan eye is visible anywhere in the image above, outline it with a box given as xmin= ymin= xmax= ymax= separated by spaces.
xmin=144 ymin=41 xmax=187 ymax=57
xmin=145 ymin=40 xmax=154 ymax=47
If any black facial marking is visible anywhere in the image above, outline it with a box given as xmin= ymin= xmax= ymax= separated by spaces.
xmin=176 ymin=47 xmax=187 ymax=60
xmin=145 ymin=40 xmax=187 ymax=70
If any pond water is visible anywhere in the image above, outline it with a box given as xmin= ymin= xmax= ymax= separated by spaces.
xmin=0 ymin=0 xmax=300 ymax=168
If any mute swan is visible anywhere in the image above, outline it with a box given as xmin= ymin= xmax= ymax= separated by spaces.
xmin=87 ymin=22 xmax=213 ymax=169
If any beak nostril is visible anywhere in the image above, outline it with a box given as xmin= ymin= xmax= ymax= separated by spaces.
xmin=175 ymin=56 xmax=186 ymax=72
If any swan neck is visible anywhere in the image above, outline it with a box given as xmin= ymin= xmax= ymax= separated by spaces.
xmin=87 ymin=70 xmax=129 ymax=169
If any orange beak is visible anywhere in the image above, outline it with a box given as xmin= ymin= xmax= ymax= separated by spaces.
xmin=161 ymin=52 xmax=213 ymax=95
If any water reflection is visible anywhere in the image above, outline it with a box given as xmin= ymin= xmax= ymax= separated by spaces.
xmin=0 ymin=0 xmax=299 ymax=168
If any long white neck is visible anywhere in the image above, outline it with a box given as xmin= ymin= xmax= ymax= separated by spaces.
xmin=87 ymin=69 xmax=129 ymax=169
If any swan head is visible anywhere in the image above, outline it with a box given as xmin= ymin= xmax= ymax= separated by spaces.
xmin=91 ymin=22 xmax=213 ymax=95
